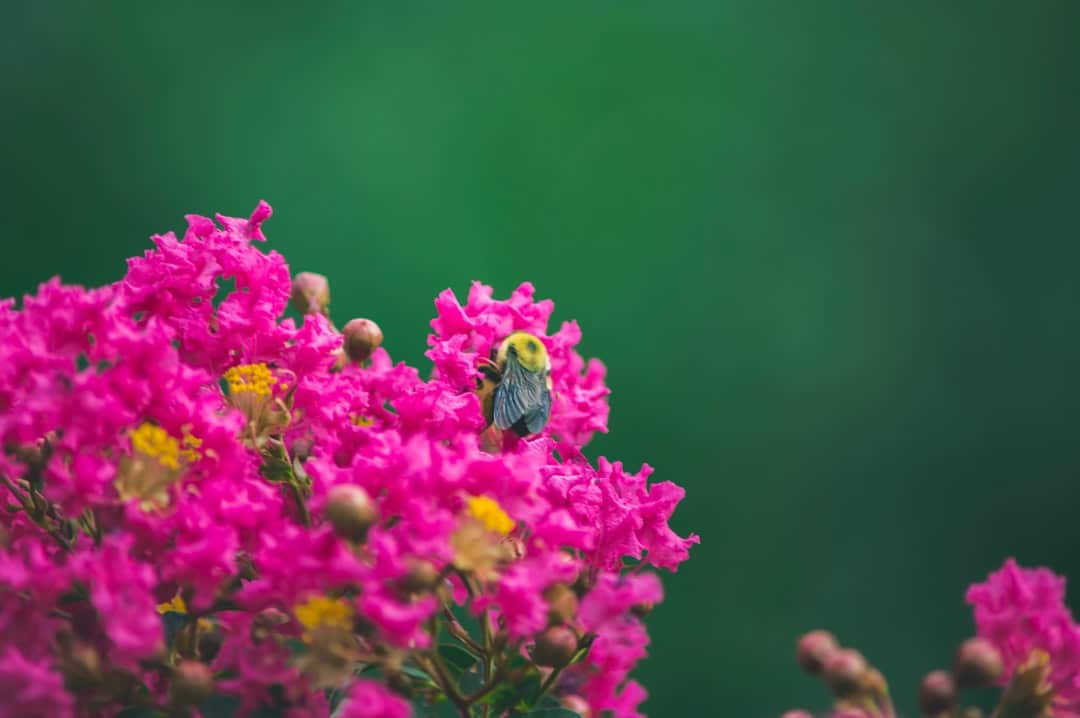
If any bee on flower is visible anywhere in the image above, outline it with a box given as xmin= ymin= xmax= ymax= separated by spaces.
xmin=477 ymin=331 xmax=552 ymax=437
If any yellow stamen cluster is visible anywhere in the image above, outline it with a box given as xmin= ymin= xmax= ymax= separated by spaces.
xmin=157 ymin=594 xmax=187 ymax=615
xmin=466 ymin=495 xmax=515 ymax=536
xmin=225 ymin=363 xmax=277 ymax=397
xmin=131 ymin=423 xmax=181 ymax=470
xmin=351 ymin=415 xmax=375 ymax=427
xmin=181 ymin=433 xmax=203 ymax=463
xmin=294 ymin=595 xmax=354 ymax=637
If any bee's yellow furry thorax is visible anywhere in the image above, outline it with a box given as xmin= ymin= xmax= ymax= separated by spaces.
xmin=496 ymin=332 xmax=550 ymax=374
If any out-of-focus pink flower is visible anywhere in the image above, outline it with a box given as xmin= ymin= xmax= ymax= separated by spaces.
xmin=0 ymin=647 xmax=74 ymax=718
xmin=338 ymin=679 xmax=412 ymax=718
xmin=967 ymin=558 xmax=1080 ymax=715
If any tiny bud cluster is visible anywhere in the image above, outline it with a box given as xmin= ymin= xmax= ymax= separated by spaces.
xmin=785 ymin=558 xmax=1080 ymax=718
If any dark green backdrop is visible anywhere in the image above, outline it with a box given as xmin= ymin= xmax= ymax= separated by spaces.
xmin=4 ymin=2 xmax=1080 ymax=715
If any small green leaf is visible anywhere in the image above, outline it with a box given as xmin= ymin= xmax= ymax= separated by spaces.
xmin=519 ymin=710 xmax=581 ymax=717
xmin=260 ymin=454 xmax=293 ymax=483
xmin=457 ymin=664 xmax=484 ymax=694
xmin=115 ymin=709 xmax=165 ymax=718
xmin=438 ymin=643 xmax=478 ymax=674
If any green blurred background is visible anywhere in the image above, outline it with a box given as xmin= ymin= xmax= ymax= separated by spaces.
xmin=4 ymin=2 xmax=1080 ymax=715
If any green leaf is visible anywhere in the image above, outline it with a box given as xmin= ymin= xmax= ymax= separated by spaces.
xmin=519 ymin=710 xmax=581 ymax=717
xmin=438 ymin=643 xmax=478 ymax=674
xmin=260 ymin=454 xmax=293 ymax=483
xmin=410 ymin=696 xmax=460 ymax=718
xmin=115 ymin=709 xmax=165 ymax=718
xmin=197 ymin=694 xmax=240 ymax=718
xmin=487 ymin=671 xmax=541 ymax=714
xmin=457 ymin=664 xmax=484 ymax=694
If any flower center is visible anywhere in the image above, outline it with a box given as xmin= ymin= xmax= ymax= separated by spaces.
xmin=294 ymin=595 xmax=354 ymax=637
xmin=131 ymin=422 xmax=181 ymax=470
xmin=466 ymin=495 xmax=515 ymax=536
xmin=224 ymin=363 xmax=278 ymax=396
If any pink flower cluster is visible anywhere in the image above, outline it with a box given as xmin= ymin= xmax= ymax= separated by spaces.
xmin=967 ymin=558 xmax=1080 ymax=717
xmin=0 ymin=203 xmax=697 ymax=718
xmin=787 ymin=558 xmax=1080 ymax=718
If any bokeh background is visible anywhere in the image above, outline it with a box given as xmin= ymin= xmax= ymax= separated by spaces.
xmin=4 ymin=2 xmax=1080 ymax=715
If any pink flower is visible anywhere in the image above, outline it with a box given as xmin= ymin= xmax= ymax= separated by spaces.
xmin=338 ymin=679 xmax=412 ymax=718
xmin=967 ymin=558 xmax=1080 ymax=715
xmin=0 ymin=202 xmax=694 ymax=717
xmin=0 ymin=647 xmax=73 ymax=718
xmin=72 ymin=537 xmax=163 ymax=668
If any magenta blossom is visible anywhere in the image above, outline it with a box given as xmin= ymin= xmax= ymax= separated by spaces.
xmin=0 ymin=202 xmax=695 ymax=717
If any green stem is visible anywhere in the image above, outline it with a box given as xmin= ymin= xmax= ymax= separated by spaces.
xmin=1 ymin=475 xmax=72 ymax=552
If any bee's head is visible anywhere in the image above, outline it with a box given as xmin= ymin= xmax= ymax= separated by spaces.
xmin=497 ymin=332 xmax=550 ymax=373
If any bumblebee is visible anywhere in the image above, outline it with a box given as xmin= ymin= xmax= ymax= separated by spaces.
xmin=477 ymin=332 xmax=552 ymax=437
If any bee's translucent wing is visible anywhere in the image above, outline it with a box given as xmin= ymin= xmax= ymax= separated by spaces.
xmin=521 ymin=384 xmax=551 ymax=435
xmin=493 ymin=359 xmax=547 ymax=433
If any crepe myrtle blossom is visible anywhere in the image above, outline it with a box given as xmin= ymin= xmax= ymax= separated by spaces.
xmin=785 ymin=558 xmax=1080 ymax=718
xmin=0 ymin=202 xmax=697 ymax=718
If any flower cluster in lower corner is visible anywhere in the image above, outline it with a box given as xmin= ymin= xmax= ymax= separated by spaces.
xmin=785 ymin=557 xmax=1080 ymax=718
xmin=0 ymin=202 xmax=697 ymax=718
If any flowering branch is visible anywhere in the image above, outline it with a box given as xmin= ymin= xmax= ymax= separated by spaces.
xmin=0 ymin=202 xmax=697 ymax=718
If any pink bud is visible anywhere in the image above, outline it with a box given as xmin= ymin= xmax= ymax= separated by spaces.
xmin=796 ymin=629 xmax=839 ymax=675
xmin=954 ymin=637 xmax=1003 ymax=688
xmin=342 ymin=318 xmax=384 ymax=362
xmin=290 ymin=272 xmax=330 ymax=315
xmin=918 ymin=669 xmax=957 ymax=715
xmin=823 ymin=648 xmax=868 ymax=697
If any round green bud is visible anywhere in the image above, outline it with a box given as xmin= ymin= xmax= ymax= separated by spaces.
xmin=919 ymin=670 xmax=957 ymax=715
xmin=796 ymin=629 xmax=839 ymax=675
xmin=343 ymin=318 xmax=383 ymax=363
xmin=544 ymin=583 xmax=579 ymax=626
xmin=170 ymin=660 xmax=214 ymax=706
xmin=823 ymin=648 xmax=868 ymax=697
xmin=531 ymin=625 xmax=578 ymax=668
xmin=290 ymin=272 xmax=330 ymax=316
xmin=954 ymin=637 xmax=1003 ymax=688
xmin=325 ymin=484 xmax=378 ymax=542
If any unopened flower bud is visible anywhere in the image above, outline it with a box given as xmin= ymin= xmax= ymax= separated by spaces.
xmin=796 ymin=629 xmax=839 ymax=675
xmin=919 ymin=670 xmax=957 ymax=716
xmin=251 ymin=607 xmax=289 ymax=643
xmin=954 ymin=637 xmax=1003 ymax=688
xmin=531 ymin=625 xmax=578 ymax=668
xmin=562 ymin=695 xmax=592 ymax=717
xmin=60 ymin=642 xmax=101 ymax=692
xmin=290 ymin=272 xmax=330 ymax=316
xmin=170 ymin=660 xmax=214 ymax=706
xmin=399 ymin=560 xmax=441 ymax=595
xmin=544 ymin=583 xmax=579 ymax=626
xmin=325 ymin=484 xmax=377 ymax=542
xmin=342 ymin=318 xmax=383 ymax=363
xmin=823 ymin=648 xmax=868 ymax=697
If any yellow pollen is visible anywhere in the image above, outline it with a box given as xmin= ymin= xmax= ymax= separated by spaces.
xmin=157 ymin=594 xmax=187 ymax=615
xmin=181 ymin=432 xmax=203 ymax=463
xmin=351 ymin=415 xmax=375 ymax=427
xmin=224 ymin=363 xmax=278 ymax=397
xmin=294 ymin=595 xmax=354 ymax=636
xmin=466 ymin=495 xmax=515 ymax=536
xmin=131 ymin=423 xmax=181 ymax=470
